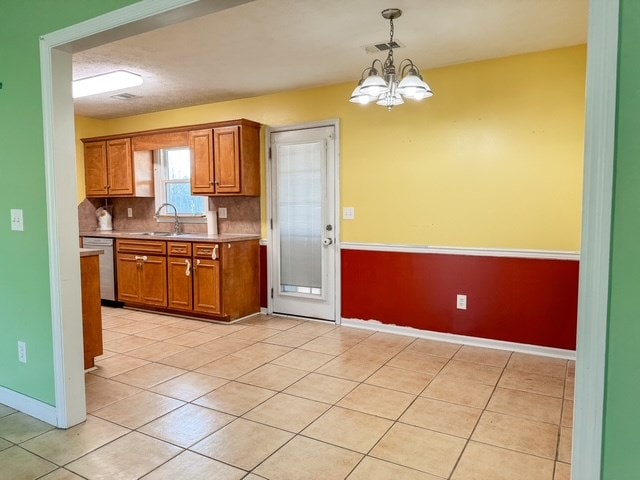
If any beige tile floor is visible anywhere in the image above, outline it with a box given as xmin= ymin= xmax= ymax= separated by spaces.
xmin=0 ymin=307 xmax=574 ymax=480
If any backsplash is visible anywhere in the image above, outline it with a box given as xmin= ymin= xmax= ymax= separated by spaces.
xmin=78 ymin=196 xmax=260 ymax=234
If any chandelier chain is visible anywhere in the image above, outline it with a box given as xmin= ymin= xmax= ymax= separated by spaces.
xmin=387 ymin=17 xmax=395 ymax=68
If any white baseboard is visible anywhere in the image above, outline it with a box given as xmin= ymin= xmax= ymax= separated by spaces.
xmin=260 ymin=307 xmax=268 ymax=314
xmin=0 ymin=386 xmax=57 ymax=426
xmin=341 ymin=318 xmax=576 ymax=360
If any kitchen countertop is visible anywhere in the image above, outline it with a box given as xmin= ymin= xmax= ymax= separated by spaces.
xmin=80 ymin=231 xmax=261 ymax=243
xmin=80 ymin=247 xmax=104 ymax=257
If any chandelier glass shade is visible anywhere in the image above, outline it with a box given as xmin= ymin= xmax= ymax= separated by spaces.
xmin=350 ymin=8 xmax=433 ymax=110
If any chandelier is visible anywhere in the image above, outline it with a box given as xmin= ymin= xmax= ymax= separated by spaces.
xmin=349 ymin=8 xmax=433 ymax=110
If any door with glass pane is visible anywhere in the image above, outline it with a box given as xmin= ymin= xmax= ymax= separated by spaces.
xmin=270 ymin=125 xmax=337 ymax=321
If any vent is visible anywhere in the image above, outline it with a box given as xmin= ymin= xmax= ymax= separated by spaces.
xmin=363 ymin=40 xmax=404 ymax=54
xmin=110 ymin=92 xmax=138 ymax=100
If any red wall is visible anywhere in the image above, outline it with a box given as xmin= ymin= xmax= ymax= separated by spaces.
xmin=260 ymin=244 xmax=268 ymax=308
xmin=259 ymin=245 xmax=579 ymax=350
xmin=342 ymin=249 xmax=578 ymax=350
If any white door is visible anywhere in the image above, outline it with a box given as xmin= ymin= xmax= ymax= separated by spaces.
xmin=269 ymin=125 xmax=338 ymax=321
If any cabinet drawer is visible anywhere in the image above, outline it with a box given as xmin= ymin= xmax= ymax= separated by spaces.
xmin=168 ymin=241 xmax=192 ymax=257
xmin=193 ymin=243 xmax=220 ymax=259
xmin=116 ymin=239 xmax=166 ymax=255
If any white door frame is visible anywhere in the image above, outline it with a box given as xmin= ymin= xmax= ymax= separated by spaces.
xmin=39 ymin=1 xmax=614 ymax=477
xmin=572 ymin=0 xmax=620 ymax=477
xmin=38 ymin=0 xmax=253 ymax=427
xmin=265 ymin=120 xmax=341 ymax=323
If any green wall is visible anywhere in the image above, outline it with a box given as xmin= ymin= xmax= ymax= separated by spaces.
xmin=0 ymin=1 xmax=139 ymax=405
xmin=602 ymin=1 xmax=640 ymax=477
xmin=1 ymin=3 xmax=636 ymax=476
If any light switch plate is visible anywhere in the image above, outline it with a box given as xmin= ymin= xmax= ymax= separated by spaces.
xmin=343 ymin=207 xmax=355 ymax=220
xmin=18 ymin=341 xmax=27 ymax=363
xmin=10 ymin=209 xmax=24 ymax=231
xmin=218 ymin=207 xmax=228 ymax=219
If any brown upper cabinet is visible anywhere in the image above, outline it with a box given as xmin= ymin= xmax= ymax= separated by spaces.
xmin=84 ymin=138 xmax=134 ymax=197
xmin=190 ymin=120 xmax=261 ymax=196
xmin=82 ymin=118 xmax=261 ymax=199
xmin=83 ymin=137 xmax=153 ymax=198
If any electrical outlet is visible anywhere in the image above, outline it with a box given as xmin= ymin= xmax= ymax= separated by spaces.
xmin=18 ymin=341 xmax=27 ymax=363
xmin=10 ymin=209 xmax=24 ymax=231
xmin=127 ymin=207 xmax=133 ymax=218
xmin=456 ymin=294 xmax=467 ymax=310
xmin=218 ymin=207 xmax=228 ymax=219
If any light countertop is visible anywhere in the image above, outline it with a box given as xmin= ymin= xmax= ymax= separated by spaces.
xmin=80 ymin=231 xmax=261 ymax=243
xmin=80 ymin=247 xmax=104 ymax=257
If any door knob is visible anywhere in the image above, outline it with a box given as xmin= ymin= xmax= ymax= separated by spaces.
xmin=322 ymin=238 xmax=333 ymax=246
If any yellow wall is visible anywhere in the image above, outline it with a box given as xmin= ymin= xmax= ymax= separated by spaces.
xmin=76 ymin=45 xmax=586 ymax=251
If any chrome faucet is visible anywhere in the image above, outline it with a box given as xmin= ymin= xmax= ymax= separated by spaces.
xmin=154 ymin=203 xmax=181 ymax=235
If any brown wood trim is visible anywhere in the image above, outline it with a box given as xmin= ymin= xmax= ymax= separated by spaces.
xmin=132 ymin=131 xmax=189 ymax=151
xmin=116 ymin=239 xmax=167 ymax=255
xmin=117 ymin=302 xmax=233 ymax=323
xmin=81 ymin=118 xmax=261 ymax=143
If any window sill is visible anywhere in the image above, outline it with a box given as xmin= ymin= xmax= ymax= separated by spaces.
xmin=155 ymin=215 xmax=206 ymax=225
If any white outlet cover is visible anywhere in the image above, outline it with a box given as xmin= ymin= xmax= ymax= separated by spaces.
xmin=456 ymin=294 xmax=467 ymax=310
xmin=10 ymin=209 xmax=24 ymax=231
xmin=218 ymin=207 xmax=228 ymax=219
xmin=343 ymin=207 xmax=355 ymax=220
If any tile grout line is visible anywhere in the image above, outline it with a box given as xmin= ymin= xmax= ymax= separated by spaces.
xmin=5 ymin=308 xmax=575 ymax=479
xmin=445 ymin=350 xmax=515 ymax=479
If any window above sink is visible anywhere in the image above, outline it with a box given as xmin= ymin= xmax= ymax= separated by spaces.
xmin=154 ymin=147 xmax=207 ymax=223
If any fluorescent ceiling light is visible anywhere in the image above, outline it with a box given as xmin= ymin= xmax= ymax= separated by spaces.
xmin=72 ymin=70 xmax=143 ymax=98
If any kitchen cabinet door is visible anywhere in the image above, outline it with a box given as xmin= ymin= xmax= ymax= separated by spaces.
xmin=139 ymin=255 xmax=167 ymax=306
xmin=168 ymin=256 xmax=193 ymax=311
xmin=213 ymin=125 xmax=241 ymax=194
xmin=117 ymin=254 xmax=142 ymax=303
xmin=106 ymin=138 xmax=134 ymax=196
xmin=190 ymin=129 xmax=215 ymax=194
xmin=84 ymin=141 xmax=109 ymax=197
xmin=193 ymin=257 xmax=221 ymax=314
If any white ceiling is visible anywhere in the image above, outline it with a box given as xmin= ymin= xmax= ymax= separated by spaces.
xmin=72 ymin=0 xmax=588 ymax=119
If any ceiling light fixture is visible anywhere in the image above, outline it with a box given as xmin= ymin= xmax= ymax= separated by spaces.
xmin=72 ymin=70 xmax=143 ymax=99
xmin=350 ymin=8 xmax=433 ymax=110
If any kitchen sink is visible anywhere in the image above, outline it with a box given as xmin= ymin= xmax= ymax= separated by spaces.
xmin=128 ymin=232 xmax=183 ymax=237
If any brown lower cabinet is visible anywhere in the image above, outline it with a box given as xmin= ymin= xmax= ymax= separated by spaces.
xmin=167 ymin=241 xmax=222 ymax=314
xmin=80 ymin=253 xmax=103 ymax=369
xmin=117 ymin=238 xmax=258 ymax=322
xmin=116 ymin=240 xmax=167 ymax=306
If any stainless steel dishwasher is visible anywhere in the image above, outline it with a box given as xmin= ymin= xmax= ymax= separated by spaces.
xmin=82 ymin=237 xmax=116 ymax=301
